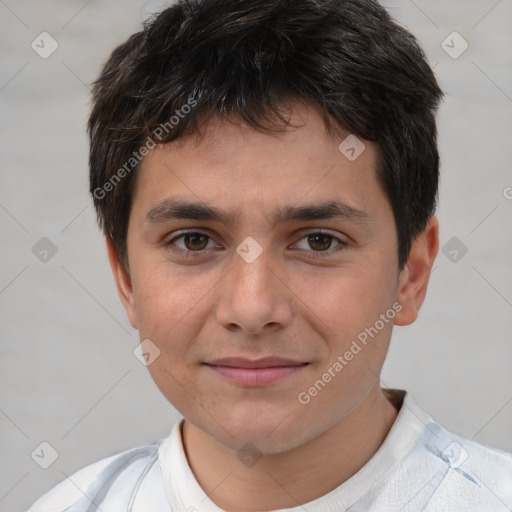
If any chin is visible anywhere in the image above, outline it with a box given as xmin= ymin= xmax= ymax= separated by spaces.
xmin=206 ymin=404 xmax=315 ymax=455
xmin=227 ymin=427 xmax=305 ymax=455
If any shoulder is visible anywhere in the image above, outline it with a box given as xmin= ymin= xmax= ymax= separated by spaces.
xmin=402 ymin=390 xmax=512 ymax=479
xmin=368 ymin=391 xmax=512 ymax=511
xmin=424 ymin=421 xmax=512 ymax=476
xmin=26 ymin=443 xmax=165 ymax=512
xmin=406 ymin=422 xmax=512 ymax=511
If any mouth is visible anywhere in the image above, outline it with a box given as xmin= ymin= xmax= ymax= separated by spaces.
xmin=203 ymin=357 xmax=310 ymax=387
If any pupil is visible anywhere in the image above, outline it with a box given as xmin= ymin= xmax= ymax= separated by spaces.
xmin=309 ymin=234 xmax=331 ymax=251
xmin=186 ymin=233 xmax=207 ymax=250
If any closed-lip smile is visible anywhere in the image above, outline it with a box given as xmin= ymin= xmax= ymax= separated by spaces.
xmin=205 ymin=356 xmax=308 ymax=368
xmin=204 ymin=357 xmax=309 ymax=386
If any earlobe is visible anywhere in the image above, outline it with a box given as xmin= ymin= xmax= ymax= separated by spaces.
xmin=105 ymin=237 xmax=138 ymax=329
xmin=394 ymin=216 xmax=439 ymax=326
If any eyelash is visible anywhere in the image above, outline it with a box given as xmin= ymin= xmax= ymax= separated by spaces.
xmin=164 ymin=230 xmax=348 ymax=259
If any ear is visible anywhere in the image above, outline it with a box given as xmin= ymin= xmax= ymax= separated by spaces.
xmin=105 ymin=237 xmax=138 ymax=329
xmin=394 ymin=216 xmax=439 ymax=326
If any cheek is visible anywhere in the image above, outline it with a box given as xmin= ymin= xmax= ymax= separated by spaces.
xmin=134 ymin=269 xmax=203 ymax=411
xmin=296 ymin=269 xmax=396 ymax=412
xmin=297 ymin=264 xmax=393 ymax=335
xmin=131 ymin=263 xmax=204 ymax=335
xmin=297 ymin=264 xmax=397 ymax=385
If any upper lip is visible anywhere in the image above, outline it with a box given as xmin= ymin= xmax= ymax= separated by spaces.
xmin=205 ymin=357 xmax=308 ymax=368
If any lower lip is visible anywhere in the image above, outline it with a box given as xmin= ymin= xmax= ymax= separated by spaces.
xmin=206 ymin=365 xmax=307 ymax=386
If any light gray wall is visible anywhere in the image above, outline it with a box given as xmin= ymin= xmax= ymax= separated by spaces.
xmin=1 ymin=1 xmax=511 ymax=511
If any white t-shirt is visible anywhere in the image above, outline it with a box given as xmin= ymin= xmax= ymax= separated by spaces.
xmin=27 ymin=390 xmax=512 ymax=511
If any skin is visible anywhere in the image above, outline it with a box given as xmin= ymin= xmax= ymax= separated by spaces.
xmin=107 ymin=102 xmax=439 ymax=511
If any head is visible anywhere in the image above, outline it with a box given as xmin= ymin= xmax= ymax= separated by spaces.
xmin=89 ymin=0 xmax=442 ymax=453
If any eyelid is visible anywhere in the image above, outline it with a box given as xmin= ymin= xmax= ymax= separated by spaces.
xmin=166 ymin=229 xmax=220 ymax=252
xmin=291 ymin=229 xmax=348 ymax=258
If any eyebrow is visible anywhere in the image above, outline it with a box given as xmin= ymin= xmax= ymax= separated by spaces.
xmin=145 ymin=197 xmax=369 ymax=228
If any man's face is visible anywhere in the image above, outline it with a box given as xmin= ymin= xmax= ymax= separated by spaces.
xmin=119 ymin=103 xmax=407 ymax=453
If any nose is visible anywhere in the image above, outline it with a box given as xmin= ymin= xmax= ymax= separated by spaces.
xmin=215 ymin=243 xmax=293 ymax=336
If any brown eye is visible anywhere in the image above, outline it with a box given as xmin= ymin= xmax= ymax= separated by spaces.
xmin=293 ymin=231 xmax=348 ymax=259
xmin=295 ymin=232 xmax=341 ymax=252
xmin=167 ymin=231 xmax=216 ymax=252
xmin=182 ymin=233 xmax=209 ymax=251
xmin=307 ymin=233 xmax=335 ymax=251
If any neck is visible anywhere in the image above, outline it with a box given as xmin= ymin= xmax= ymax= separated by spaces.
xmin=182 ymin=386 xmax=399 ymax=511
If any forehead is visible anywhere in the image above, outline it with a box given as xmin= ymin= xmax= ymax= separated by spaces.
xmin=130 ymin=103 xmax=386 ymax=225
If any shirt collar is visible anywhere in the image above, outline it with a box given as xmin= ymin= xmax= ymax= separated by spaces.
xmin=158 ymin=389 xmax=433 ymax=511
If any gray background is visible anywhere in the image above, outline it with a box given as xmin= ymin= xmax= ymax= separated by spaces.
xmin=1 ymin=1 xmax=511 ymax=511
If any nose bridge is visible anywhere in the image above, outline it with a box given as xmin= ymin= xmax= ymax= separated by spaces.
xmin=234 ymin=238 xmax=274 ymax=292
xmin=216 ymin=236 xmax=292 ymax=334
